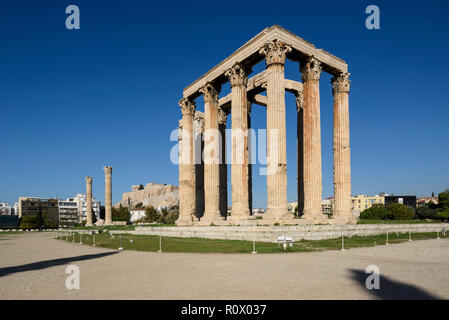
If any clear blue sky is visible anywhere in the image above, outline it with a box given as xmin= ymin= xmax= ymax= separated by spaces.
xmin=1 ymin=0 xmax=448 ymax=208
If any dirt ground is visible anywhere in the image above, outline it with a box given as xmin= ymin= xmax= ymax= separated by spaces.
xmin=0 ymin=232 xmax=448 ymax=299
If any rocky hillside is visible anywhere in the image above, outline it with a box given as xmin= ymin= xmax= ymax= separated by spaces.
xmin=114 ymin=183 xmax=179 ymax=209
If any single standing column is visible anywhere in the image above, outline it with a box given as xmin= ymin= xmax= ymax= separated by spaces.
xmin=295 ymin=91 xmax=304 ymax=217
xmin=85 ymin=177 xmax=94 ymax=226
xmin=300 ymin=56 xmax=327 ymax=223
xmin=199 ymin=82 xmax=224 ymax=225
xmin=225 ymin=63 xmax=250 ymax=225
xmin=332 ymin=73 xmax=355 ymax=224
xmin=103 ymin=166 xmax=113 ymax=225
xmin=247 ymin=101 xmax=253 ymax=214
xmin=259 ymin=40 xmax=293 ymax=222
xmin=194 ymin=111 xmax=205 ymax=220
xmin=176 ymin=98 xmax=196 ymax=226
xmin=218 ymin=106 xmax=228 ymax=218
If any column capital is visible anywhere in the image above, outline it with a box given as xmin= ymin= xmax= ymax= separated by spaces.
xmin=295 ymin=89 xmax=304 ymax=112
xmin=217 ymin=106 xmax=228 ymax=124
xmin=225 ymin=63 xmax=250 ymax=87
xmin=300 ymin=56 xmax=322 ymax=82
xmin=85 ymin=176 xmax=93 ymax=183
xmin=259 ymin=39 xmax=292 ymax=66
xmin=179 ymin=98 xmax=196 ymax=116
xmin=331 ymin=72 xmax=351 ymax=94
xmin=200 ymin=82 xmax=220 ymax=103
xmin=103 ymin=166 xmax=113 ymax=176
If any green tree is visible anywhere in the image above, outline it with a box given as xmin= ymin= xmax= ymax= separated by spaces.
xmin=385 ymin=203 xmax=415 ymax=220
xmin=145 ymin=206 xmax=159 ymax=223
xmin=438 ymin=190 xmax=449 ymax=210
xmin=435 ymin=210 xmax=449 ymax=221
xmin=19 ymin=214 xmax=42 ymax=229
xmin=165 ymin=208 xmax=179 ymax=224
xmin=138 ymin=184 xmax=144 ymax=190
xmin=360 ymin=206 xmax=388 ymax=220
xmin=112 ymin=206 xmax=130 ymax=223
xmin=416 ymin=204 xmax=437 ymax=219
xmin=135 ymin=202 xmax=143 ymax=209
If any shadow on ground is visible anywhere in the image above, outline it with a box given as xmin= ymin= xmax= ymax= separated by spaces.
xmin=349 ymin=269 xmax=439 ymax=300
xmin=0 ymin=252 xmax=118 ymax=278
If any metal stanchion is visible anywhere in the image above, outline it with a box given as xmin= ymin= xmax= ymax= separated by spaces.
xmin=251 ymin=226 xmax=257 ymax=254
xmin=79 ymin=232 xmax=83 ymax=244
xmin=93 ymin=233 xmax=96 ymax=247
xmin=158 ymin=235 xmax=162 ymax=253
xmin=386 ymin=231 xmax=389 ymax=245
xmin=341 ymin=234 xmax=345 ymax=251
xmin=118 ymin=234 xmax=123 ymax=250
xmin=437 ymin=231 xmax=440 ymax=240
xmin=409 ymin=230 xmax=412 ymax=242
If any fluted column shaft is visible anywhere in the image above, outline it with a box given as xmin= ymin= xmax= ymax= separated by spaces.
xmin=332 ymin=73 xmax=352 ymax=219
xmin=103 ymin=166 xmax=113 ymax=225
xmin=301 ymin=57 xmax=326 ymax=221
xmin=260 ymin=40 xmax=291 ymax=219
xmin=218 ymin=107 xmax=228 ymax=218
xmin=177 ymin=98 xmax=196 ymax=225
xmin=226 ymin=63 xmax=250 ymax=223
xmin=85 ymin=177 xmax=93 ymax=226
xmin=296 ymin=93 xmax=304 ymax=217
xmin=200 ymin=83 xmax=223 ymax=223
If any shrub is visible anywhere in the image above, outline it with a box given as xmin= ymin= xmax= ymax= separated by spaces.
xmin=435 ymin=210 xmax=449 ymax=221
xmin=165 ymin=209 xmax=179 ymax=224
xmin=438 ymin=190 xmax=449 ymax=210
xmin=135 ymin=202 xmax=143 ymax=209
xmin=360 ymin=206 xmax=388 ymax=220
xmin=416 ymin=204 xmax=437 ymax=219
xmin=112 ymin=206 xmax=130 ymax=223
xmin=19 ymin=215 xmax=42 ymax=229
xmin=42 ymin=213 xmax=59 ymax=228
xmin=145 ymin=206 xmax=159 ymax=223
xmin=385 ymin=203 xmax=415 ymax=220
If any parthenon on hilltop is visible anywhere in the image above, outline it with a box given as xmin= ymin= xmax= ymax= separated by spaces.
xmin=177 ymin=25 xmax=355 ymax=226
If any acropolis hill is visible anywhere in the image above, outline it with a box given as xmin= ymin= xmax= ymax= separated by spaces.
xmin=114 ymin=183 xmax=179 ymax=209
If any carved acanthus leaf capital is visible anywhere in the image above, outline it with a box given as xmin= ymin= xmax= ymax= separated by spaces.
xmin=179 ymin=98 xmax=196 ymax=116
xmin=217 ymin=107 xmax=228 ymax=124
xmin=200 ymin=82 xmax=220 ymax=103
xmin=259 ymin=39 xmax=292 ymax=66
xmin=85 ymin=176 xmax=93 ymax=183
xmin=331 ymin=72 xmax=351 ymax=94
xmin=225 ymin=63 xmax=250 ymax=87
xmin=295 ymin=90 xmax=304 ymax=112
xmin=103 ymin=166 xmax=113 ymax=176
xmin=300 ymin=56 xmax=322 ymax=82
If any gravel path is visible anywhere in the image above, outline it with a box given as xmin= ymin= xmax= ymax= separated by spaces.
xmin=0 ymin=232 xmax=448 ymax=299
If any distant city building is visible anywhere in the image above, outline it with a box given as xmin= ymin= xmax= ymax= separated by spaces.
xmin=0 ymin=202 xmax=12 ymax=215
xmin=384 ymin=195 xmax=417 ymax=208
xmin=321 ymin=199 xmax=333 ymax=216
xmin=17 ymin=197 xmax=59 ymax=226
xmin=129 ymin=208 xmax=146 ymax=223
xmin=70 ymin=194 xmax=101 ymax=223
xmin=58 ymin=199 xmax=80 ymax=227
xmin=417 ymin=197 xmax=439 ymax=206
xmin=351 ymin=195 xmax=385 ymax=212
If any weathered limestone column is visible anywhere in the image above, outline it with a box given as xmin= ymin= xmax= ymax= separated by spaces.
xmin=331 ymin=72 xmax=355 ymax=224
xmin=176 ymin=98 xmax=196 ymax=226
xmin=300 ymin=56 xmax=327 ymax=223
xmin=85 ymin=177 xmax=94 ymax=226
xmin=259 ymin=40 xmax=294 ymax=223
xmin=194 ymin=111 xmax=205 ymax=220
xmin=103 ymin=166 xmax=113 ymax=225
xmin=199 ymin=82 xmax=225 ymax=225
xmin=247 ymin=101 xmax=253 ymax=214
xmin=295 ymin=91 xmax=304 ymax=217
xmin=225 ymin=63 xmax=250 ymax=225
xmin=218 ymin=106 xmax=228 ymax=218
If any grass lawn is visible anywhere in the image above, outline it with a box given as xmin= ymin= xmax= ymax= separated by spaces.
xmin=54 ymin=230 xmax=448 ymax=254
xmin=357 ymin=219 xmax=443 ymax=224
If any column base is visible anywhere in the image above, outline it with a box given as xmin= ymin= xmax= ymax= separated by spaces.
xmin=329 ymin=214 xmax=358 ymax=225
xmin=196 ymin=212 xmax=227 ymax=226
xmin=227 ymin=216 xmax=257 ymax=226
xmin=85 ymin=222 xmax=93 ymax=227
xmin=263 ymin=207 xmax=289 ymax=220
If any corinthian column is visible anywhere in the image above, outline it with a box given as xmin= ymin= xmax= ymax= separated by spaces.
xmin=331 ymin=73 xmax=355 ymax=224
xmin=295 ymin=91 xmax=304 ymax=217
xmin=225 ymin=63 xmax=250 ymax=225
xmin=199 ymin=82 xmax=224 ymax=225
xmin=300 ymin=57 xmax=327 ymax=223
xmin=85 ymin=177 xmax=93 ymax=226
xmin=177 ymin=98 xmax=196 ymax=226
xmin=218 ymin=107 xmax=228 ymax=218
xmin=103 ymin=166 xmax=113 ymax=225
xmin=259 ymin=40 xmax=293 ymax=223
